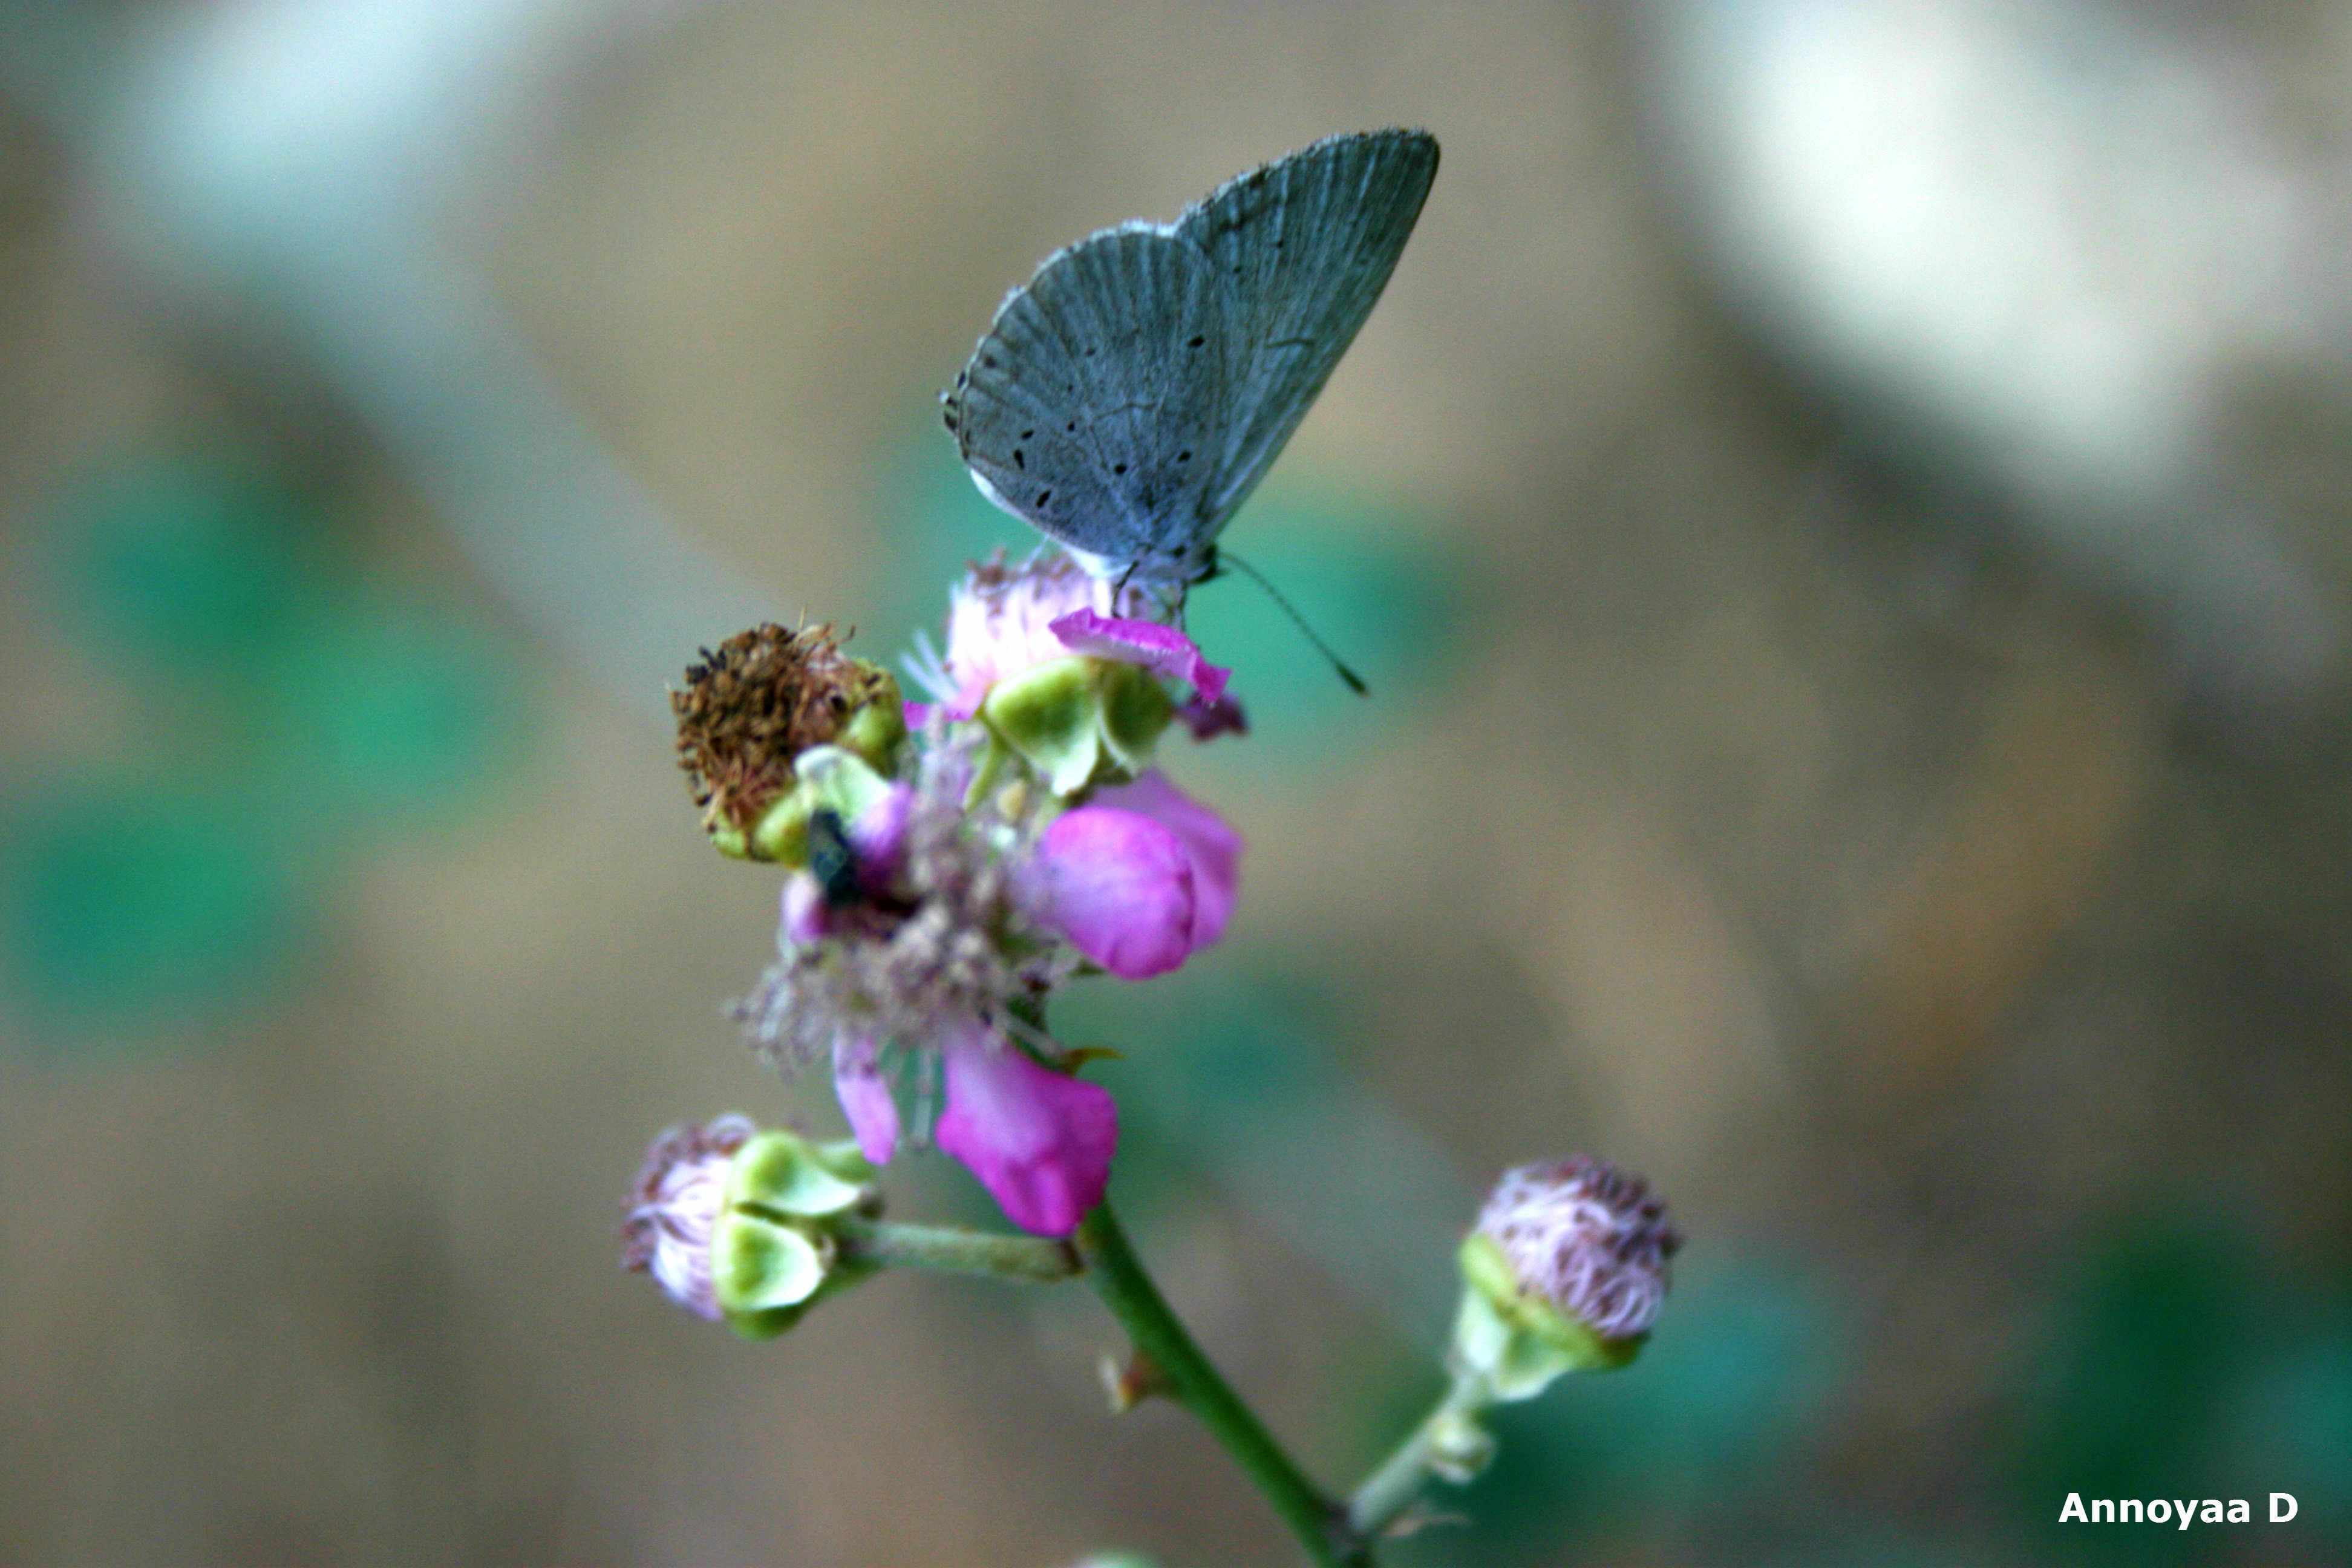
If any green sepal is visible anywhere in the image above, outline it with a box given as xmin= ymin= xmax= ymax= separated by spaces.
xmin=982 ymin=656 xmax=1106 ymax=795
xmin=836 ymin=664 xmax=908 ymax=774
xmin=713 ymin=1211 xmax=831 ymax=1315
xmin=724 ymin=1260 xmax=878 ymax=1341
xmin=1453 ymin=1233 xmax=1642 ymax=1401
xmin=978 ymin=655 xmax=1178 ymax=797
xmin=729 ymin=1130 xmax=874 ymax=1218
xmin=705 ymin=1128 xmax=883 ymax=1338
xmin=1098 ymin=662 xmax=1175 ymax=772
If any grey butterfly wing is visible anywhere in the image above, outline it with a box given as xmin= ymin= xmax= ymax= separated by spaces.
xmin=944 ymin=224 xmax=1230 ymax=566
xmin=1174 ymin=129 xmax=1439 ymax=544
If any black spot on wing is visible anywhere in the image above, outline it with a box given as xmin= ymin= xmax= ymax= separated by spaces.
xmin=948 ymin=224 xmax=1231 ymax=563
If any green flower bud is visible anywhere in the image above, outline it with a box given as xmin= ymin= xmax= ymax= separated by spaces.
xmin=979 ymin=656 xmax=1174 ymax=797
xmin=622 ymin=1118 xmax=880 ymax=1341
xmin=1450 ymin=1158 xmax=1681 ymax=1400
xmin=1452 ymin=1233 xmax=1636 ymax=1399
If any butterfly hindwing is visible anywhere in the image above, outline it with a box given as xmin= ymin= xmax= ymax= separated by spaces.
xmin=948 ymin=224 xmax=1230 ymax=565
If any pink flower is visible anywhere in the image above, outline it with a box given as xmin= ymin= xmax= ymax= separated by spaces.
xmin=829 ymin=1018 xmax=1116 ymax=1238
xmin=844 ymin=781 xmax=915 ymax=887
xmin=621 ymin=1116 xmax=756 ymax=1321
xmin=832 ymin=1033 xmax=901 ymax=1165
xmin=780 ymin=873 xmax=829 ymax=944
xmin=916 ymin=550 xmax=1232 ymax=720
xmin=777 ymin=780 xmax=917 ymax=945
xmin=932 ymin=1021 xmax=1117 ymax=1236
xmin=1029 ymin=771 xmax=1243 ymax=978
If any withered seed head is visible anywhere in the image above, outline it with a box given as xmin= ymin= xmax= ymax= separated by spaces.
xmin=671 ymin=623 xmax=887 ymax=834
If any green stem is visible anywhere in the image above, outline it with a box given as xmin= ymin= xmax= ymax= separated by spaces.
xmin=834 ymin=1218 xmax=1081 ymax=1282
xmin=1075 ymin=1204 xmax=1368 ymax=1568
xmin=1345 ymin=1370 xmax=1491 ymax=1540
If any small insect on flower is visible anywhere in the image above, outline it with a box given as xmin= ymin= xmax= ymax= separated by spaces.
xmin=806 ymin=806 xmax=863 ymax=909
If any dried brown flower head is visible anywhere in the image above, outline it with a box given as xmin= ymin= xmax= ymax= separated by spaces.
xmin=671 ymin=624 xmax=887 ymax=833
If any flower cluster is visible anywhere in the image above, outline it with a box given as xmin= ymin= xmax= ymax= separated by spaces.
xmin=657 ymin=548 xmax=1244 ymax=1258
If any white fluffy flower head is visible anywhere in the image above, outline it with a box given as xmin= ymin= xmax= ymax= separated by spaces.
xmin=1476 ymin=1156 xmax=1681 ymax=1340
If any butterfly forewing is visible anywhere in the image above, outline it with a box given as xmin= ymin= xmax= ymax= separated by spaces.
xmin=949 ymin=224 xmax=1230 ymax=565
xmin=1175 ymin=129 xmax=1437 ymax=538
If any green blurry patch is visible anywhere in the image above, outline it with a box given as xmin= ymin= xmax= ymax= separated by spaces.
xmin=1179 ymin=485 xmax=1462 ymax=744
xmin=260 ymin=593 xmax=532 ymax=837
xmin=1065 ymin=962 xmax=1478 ymax=1341
xmin=48 ymin=452 xmax=335 ymax=670
xmin=8 ymin=447 xmax=538 ymax=1051
xmin=2008 ymin=1206 xmax=2352 ymax=1566
xmin=2008 ymin=1214 xmax=2253 ymax=1567
xmin=2217 ymin=1317 xmax=2352 ymax=1538
xmin=0 ymin=780 xmax=316 ymax=1044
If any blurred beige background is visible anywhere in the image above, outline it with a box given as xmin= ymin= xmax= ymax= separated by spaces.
xmin=4 ymin=3 xmax=2351 ymax=1565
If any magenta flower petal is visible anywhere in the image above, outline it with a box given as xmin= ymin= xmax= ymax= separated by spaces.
xmin=1048 ymin=609 xmax=1232 ymax=705
xmin=832 ymin=1033 xmax=901 ymax=1164
xmin=1176 ymin=692 xmax=1250 ymax=740
xmin=933 ymin=1029 xmax=1116 ymax=1236
xmin=1087 ymin=770 xmax=1243 ymax=950
xmin=939 ymin=679 xmax=991 ymax=724
xmin=848 ymin=782 xmax=915 ymax=889
xmin=1031 ymin=806 xmax=1198 ymax=979
xmin=780 ymin=872 xmax=829 ymax=946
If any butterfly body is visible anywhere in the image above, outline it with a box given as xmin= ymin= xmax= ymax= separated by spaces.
xmin=942 ymin=129 xmax=1439 ymax=606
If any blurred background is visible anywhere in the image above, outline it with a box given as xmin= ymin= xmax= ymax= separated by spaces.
xmin=4 ymin=2 xmax=2350 ymax=1564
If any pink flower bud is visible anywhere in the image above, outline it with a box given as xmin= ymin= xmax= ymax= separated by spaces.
xmin=1028 ymin=770 xmax=1242 ymax=978
xmin=1475 ymin=1157 xmax=1681 ymax=1341
xmin=621 ymin=1116 xmax=756 ymax=1321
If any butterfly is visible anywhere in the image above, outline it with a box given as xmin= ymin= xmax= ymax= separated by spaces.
xmin=940 ymin=129 xmax=1439 ymax=610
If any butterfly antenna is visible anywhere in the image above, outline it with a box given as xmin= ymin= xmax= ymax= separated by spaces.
xmin=1218 ymin=550 xmax=1369 ymax=696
